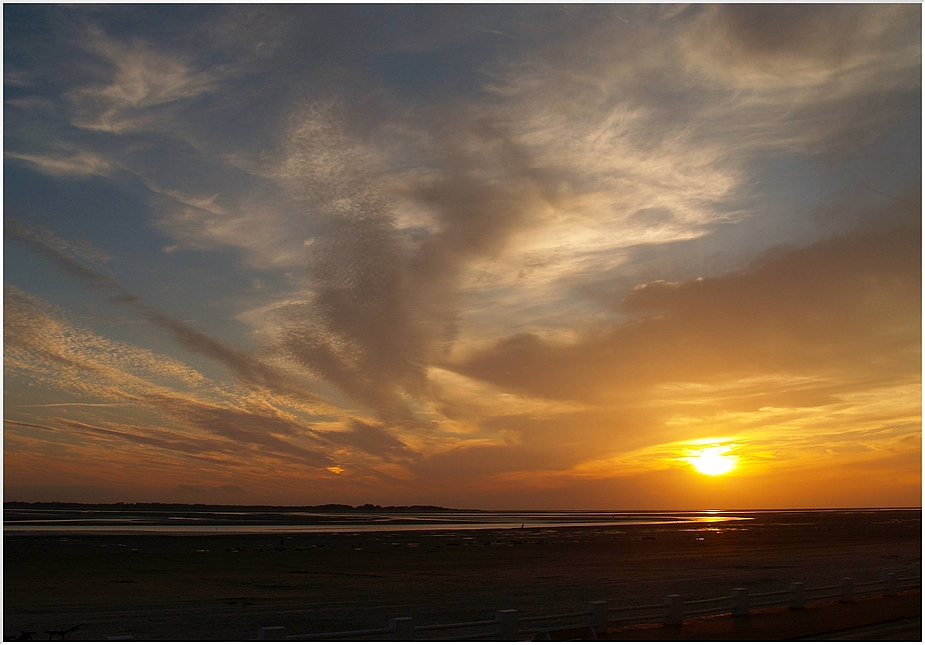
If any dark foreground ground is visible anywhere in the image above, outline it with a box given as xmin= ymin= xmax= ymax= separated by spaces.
xmin=3 ymin=510 xmax=920 ymax=641
xmin=603 ymin=592 xmax=921 ymax=641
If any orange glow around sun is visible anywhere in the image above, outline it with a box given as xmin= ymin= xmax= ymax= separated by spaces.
xmin=686 ymin=444 xmax=739 ymax=476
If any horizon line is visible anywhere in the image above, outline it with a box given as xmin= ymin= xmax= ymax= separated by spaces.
xmin=3 ymin=501 xmax=921 ymax=513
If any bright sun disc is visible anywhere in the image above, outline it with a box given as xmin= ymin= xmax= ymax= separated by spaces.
xmin=687 ymin=446 xmax=738 ymax=476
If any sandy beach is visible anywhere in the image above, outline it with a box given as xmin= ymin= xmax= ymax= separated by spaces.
xmin=3 ymin=509 xmax=920 ymax=641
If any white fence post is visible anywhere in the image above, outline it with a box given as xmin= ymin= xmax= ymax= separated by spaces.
xmin=257 ymin=626 xmax=285 ymax=641
xmin=390 ymin=617 xmax=414 ymax=641
xmin=732 ymin=588 xmax=749 ymax=616
xmin=495 ymin=609 xmax=519 ymax=641
xmin=587 ymin=600 xmax=608 ymax=635
xmin=789 ymin=582 xmax=805 ymax=609
xmin=840 ymin=577 xmax=854 ymax=602
xmin=665 ymin=594 xmax=683 ymax=626
xmin=883 ymin=571 xmax=898 ymax=596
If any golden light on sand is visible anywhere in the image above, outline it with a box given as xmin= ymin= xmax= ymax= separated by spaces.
xmin=686 ymin=445 xmax=739 ymax=476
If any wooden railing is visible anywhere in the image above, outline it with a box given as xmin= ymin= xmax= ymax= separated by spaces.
xmin=256 ymin=569 xmax=921 ymax=641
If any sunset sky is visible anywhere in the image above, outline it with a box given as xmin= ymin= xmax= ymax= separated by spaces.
xmin=4 ymin=4 xmax=921 ymax=509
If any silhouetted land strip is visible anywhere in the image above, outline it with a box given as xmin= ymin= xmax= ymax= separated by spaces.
xmin=4 ymin=509 xmax=920 ymax=641
xmin=5 ymin=502 xmax=468 ymax=512
xmin=4 ymin=502 xmax=473 ymax=527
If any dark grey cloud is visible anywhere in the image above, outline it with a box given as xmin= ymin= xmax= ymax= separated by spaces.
xmin=704 ymin=4 xmax=920 ymax=70
xmin=274 ymin=194 xmax=425 ymax=418
xmin=272 ymin=114 xmax=561 ymax=426
xmin=337 ymin=420 xmax=418 ymax=460
xmin=5 ymin=218 xmax=135 ymax=297
xmin=454 ymin=218 xmax=921 ymax=403
xmin=5 ymin=417 xmax=237 ymax=468
xmin=410 ymin=117 xmax=564 ymax=273
xmin=123 ymin=394 xmax=332 ymax=467
xmin=680 ymin=5 xmax=921 ymax=170
xmin=40 ymin=418 xmax=237 ymax=465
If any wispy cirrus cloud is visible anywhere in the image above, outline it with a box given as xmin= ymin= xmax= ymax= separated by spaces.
xmin=4 ymin=149 xmax=114 ymax=177
xmin=67 ymin=27 xmax=221 ymax=134
xmin=4 ymin=285 xmax=332 ymax=466
xmin=5 ymin=219 xmax=329 ymax=410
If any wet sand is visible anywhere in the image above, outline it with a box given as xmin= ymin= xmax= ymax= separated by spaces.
xmin=3 ymin=509 xmax=920 ymax=641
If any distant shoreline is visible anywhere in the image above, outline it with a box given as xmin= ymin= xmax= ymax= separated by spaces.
xmin=3 ymin=506 xmax=764 ymax=535
xmin=3 ymin=501 xmax=921 ymax=512
xmin=5 ymin=507 xmax=919 ymax=537
xmin=3 ymin=501 xmax=473 ymax=513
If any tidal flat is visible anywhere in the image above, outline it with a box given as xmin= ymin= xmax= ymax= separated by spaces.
xmin=4 ymin=509 xmax=920 ymax=641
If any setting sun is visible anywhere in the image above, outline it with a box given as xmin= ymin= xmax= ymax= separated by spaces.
xmin=686 ymin=445 xmax=739 ymax=476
